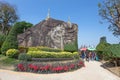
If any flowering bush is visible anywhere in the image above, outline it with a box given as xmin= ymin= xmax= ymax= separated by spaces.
xmin=15 ymin=59 xmax=85 ymax=73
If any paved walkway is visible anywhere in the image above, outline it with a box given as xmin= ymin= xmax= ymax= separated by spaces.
xmin=0 ymin=61 xmax=120 ymax=80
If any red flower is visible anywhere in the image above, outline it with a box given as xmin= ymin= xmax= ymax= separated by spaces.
xmin=33 ymin=65 xmax=38 ymax=71
xmin=79 ymin=61 xmax=85 ymax=67
xmin=63 ymin=66 xmax=69 ymax=71
xmin=28 ymin=64 xmax=34 ymax=69
xmin=51 ymin=66 xmax=63 ymax=72
xmin=17 ymin=64 xmax=25 ymax=71
xmin=70 ymin=64 xmax=75 ymax=69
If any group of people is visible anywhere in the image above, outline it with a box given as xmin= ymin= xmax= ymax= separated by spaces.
xmin=80 ymin=50 xmax=99 ymax=62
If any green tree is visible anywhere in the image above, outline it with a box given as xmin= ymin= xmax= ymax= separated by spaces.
xmin=98 ymin=0 xmax=120 ymax=36
xmin=96 ymin=36 xmax=111 ymax=59
xmin=0 ymin=34 xmax=6 ymax=47
xmin=0 ymin=34 xmax=6 ymax=53
xmin=0 ymin=1 xmax=18 ymax=35
xmin=103 ymin=44 xmax=120 ymax=65
xmin=14 ymin=21 xmax=33 ymax=34
xmin=104 ymin=44 xmax=120 ymax=58
xmin=100 ymin=36 xmax=107 ymax=43
xmin=1 ymin=24 xmax=18 ymax=54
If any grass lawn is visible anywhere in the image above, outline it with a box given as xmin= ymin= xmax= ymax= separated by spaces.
xmin=0 ymin=54 xmax=20 ymax=70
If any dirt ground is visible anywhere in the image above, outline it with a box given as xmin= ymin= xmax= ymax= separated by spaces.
xmin=101 ymin=61 xmax=120 ymax=77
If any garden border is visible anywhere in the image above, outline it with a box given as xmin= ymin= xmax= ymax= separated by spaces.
xmin=31 ymin=58 xmax=73 ymax=62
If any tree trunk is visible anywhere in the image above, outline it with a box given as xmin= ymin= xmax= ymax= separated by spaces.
xmin=114 ymin=58 xmax=120 ymax=76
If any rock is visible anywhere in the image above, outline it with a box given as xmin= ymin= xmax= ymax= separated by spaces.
xmin=17 ymin=18 xmax=78 ymax=49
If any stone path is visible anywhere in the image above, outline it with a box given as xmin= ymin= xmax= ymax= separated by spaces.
xmin=0 ymin=61 xmax=120 ymax=80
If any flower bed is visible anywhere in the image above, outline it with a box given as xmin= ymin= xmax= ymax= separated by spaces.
xmin=31 ymin=58 xmax=73 ymax=61
xmin=15 ymin=59 xmax=85 ymax=73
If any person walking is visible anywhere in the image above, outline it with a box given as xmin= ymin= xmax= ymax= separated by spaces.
xmin=85 ymin=50 xmax=89 ymax=62
xmin=81 ymin=51 xmax=85 ymax=60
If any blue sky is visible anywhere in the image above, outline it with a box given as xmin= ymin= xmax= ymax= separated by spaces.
xmin=2 ymin=0 xmax=120 ymax=47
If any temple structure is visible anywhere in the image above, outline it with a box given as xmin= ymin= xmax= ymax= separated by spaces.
xmin=17 ymin=10 xmax=78 ymax=50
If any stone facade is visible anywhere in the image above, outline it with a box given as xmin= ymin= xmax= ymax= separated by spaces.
xmin=17 ymin=18 xmax=78 ymax=49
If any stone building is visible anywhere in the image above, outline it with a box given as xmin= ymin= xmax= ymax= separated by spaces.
xmin=17 ymin=12 xmax=78 ymax=50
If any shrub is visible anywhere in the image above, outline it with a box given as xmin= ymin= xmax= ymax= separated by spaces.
xmin=27 ymin=51 xmax=79 ymax=59
xmin=28 ymin=47 xmax=40 ymax=51
xmin=28 ymin=46 xmax=62 ymax=52
xmin=39 ymin=47 xmax=62 ymax=52
xmin=1 ymin=25 xmax=18 ymax=55
xmin=73 ymin=52 xmax=80 ymax=59
xmin=18 ymin=53 xmax=31 ymax=61
xmin=64 ymin=38 xmax=78 ymax=52
xmin=6 ymin=49 xmax=19 ymax=58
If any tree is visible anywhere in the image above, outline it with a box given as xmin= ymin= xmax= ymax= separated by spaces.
xmin=100 ymin=36 xmax=107 ymax=43
xmin=98 ymin=0 xmax=120 ymax=36
xmin=104 ymin=44 xmax=120 ymax=59
xmin=103 ymin=44 xmax=120 ymax=66
xmin=14 ymin=21 xmax=33 ymax=34
xmin=1 ymin=21 xmax=33 ymax=54
xmin=1 ymin=24 xmax=18 ymax=55
xmin=96 ymin=36 xmax=111 ymax=59
xmin=0 ymin=1 xmax=18 ymax=35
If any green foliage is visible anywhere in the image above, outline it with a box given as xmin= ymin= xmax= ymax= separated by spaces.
xmin=96 ymin=36 xmax=111 ymax=59
xmin=96 ymin=42 xmax=111 ymax=52
xmin=27 ymin=51 xmax=79 ymax=59
xmin=28 ymin=46 xmax=62 ymax=52
xmin=6 ymin=49 xmax=19 ymax=58
xmin=1 ymin=25 xmax=18 ymax=54
xmin=0 ymin=34 xmax=6 ymax=47
xmin=103 ymin=44 xmax=120 ymax=60
xmin=64 ymin=38 xmax=78 ymax=52
xmin=73 ymin=52 xmax=80 ymax=59
xmin=0 ymin=54 xmax=20 ymax=66
xmin=1 ymin=21 xmax=33 ymax=54
xmin=14 ymin=21 xmax=33 ymax=34
xmin=0 ymin=34 xmax=6 ymax=53
xmin=18 ymin=53 xmax=31 ymax=61
xmin=96 ymin=36 xmax=110 ymax=52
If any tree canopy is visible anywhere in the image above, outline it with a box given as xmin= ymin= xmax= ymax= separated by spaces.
xmin=14 ymin=21 xmax=33 ymax=34
xmin=0 ymin=1 xmax=18 ymax=35
xmin=98 ymin=0 xmax=120 ymax=36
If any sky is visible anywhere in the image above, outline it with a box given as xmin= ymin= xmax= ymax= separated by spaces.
xmin=2 ymin=0 xmax=120 ymax=48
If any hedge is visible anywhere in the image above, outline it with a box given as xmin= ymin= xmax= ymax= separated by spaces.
xmin=28 ymin=46 xmax=62 ymax=52
xmin=27 ymin=51 xmax=79 ymax=59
